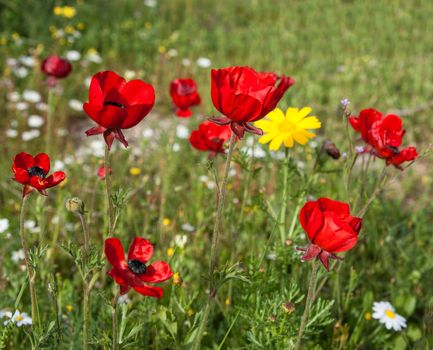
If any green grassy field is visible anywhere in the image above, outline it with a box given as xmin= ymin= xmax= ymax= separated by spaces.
xmin=0 ymin=0 xmax=432 ymax=349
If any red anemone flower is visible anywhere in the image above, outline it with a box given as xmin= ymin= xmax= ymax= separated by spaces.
xmin=297 ymin=198 xmax=362 ymax=271
xmin=210 ymin=66 xmax=295 ymax=138
xmin=189 ymin=121 xmax=232 ymax=155
xmin=12 ymin=152 xmax=66 ymax=197
xmin=349 ymin=109 xmax=418 ymax=169
xmin=170 ymin=78 xmax=201 ymax=117
xmin=41 ymin=55 xmax=72 ymax=79
xmin=84 ymin=71 xmax=155 ymax=149
xmin=104 ymin=237 xmax=173 ymax=298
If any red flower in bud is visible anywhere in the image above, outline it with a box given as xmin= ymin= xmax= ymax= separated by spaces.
xmin=349 ymin=109 xmax=418 ymax=169
xmin=104 ymin=237 xmax=173 ymax=298
xmin=84 ymin=71 xmax=155 ymax=150
xmin=189 ymin=121 xmax=232 ymax=155
xmin=297 ymin=198 xmax=362 ymax=271
xmin=210 ymin=66 xmax=295 ymax=138
xmin=41 ymin=55 xmax=72 ymax=79
xmin=12 ymin=152 xmax=66 ymax=197
xmin=170 ymin=78 xmax=201 ymax=117
xmin=97 ymin=166 xmax=112 ymax=180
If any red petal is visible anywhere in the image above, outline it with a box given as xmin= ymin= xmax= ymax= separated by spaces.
xmin=128 ymin=237 xmax=154 ymax=263
xmin=85 ymin=125 xmax=106 ymax=136
xmin=44 ymin=171 xmax=65 ymax=188
xmin=139 ymin=261 xmax=173 ymax=283
xmin=133 ymin=285 xmax=164 ymax=298
xmin=104 ymin=238 xmax=126 ymax=267
xmin=301 ymin=244 xmax=322 ymax=261
xmin=33 ymin=153 xmax=50 ymax=174
xmin=103 ymin=130 xmax=115 ymax=150
xmin=30 ymin=176 xmax=48 ymax=190
xmin=120 ymin=284 xmax=131 ymax=295
xmin=209 ymin=116 xmax=231 ymax=125
xmin=13 ymin=168 xmax=30 ymax=184
xmin=318 ymin=251 xmax=331 ymax=271
xmin=176 ymin=108 xmax=192 ymax=117
xmin=13 ymin=152 xmax=34 ymax=172
xmin=113 ymin=129 xmax=128 ymax=148
xmin=316 ymin=198 xmax=350 ymax=215
xmin=299 ymin=201 xmax=324 ymax=243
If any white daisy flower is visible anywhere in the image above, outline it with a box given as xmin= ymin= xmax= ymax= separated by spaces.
xmin=172 ymin=143 xmax=180 ymax=152
xmin=7 ymin=91 xmax=20 ymax=102
xmin=6 ymin=129 xmax=18 ymax=138
xmin=196 ymin=57 xmax=211 ymax=68
xmin=24 ymin=220 xmax=40 ymax=233
xmin=15 ymin=101 xmax=29 ymax=111
xmin=65 ymin=50 xmax=81 ymax=61
xmin=19 ymin=56 xmax=36 ymax=67
xmin=176 ymin=125 xmax=189 ymax=139
xmin=5 ymin=310 xmax=32 ymax=327
xmin=144 ymin=0 xmax=157 ymax=8
xmin=35 ymin=102 xmax=48 ymax=112
xmin=0 ymin=310 xmax=12 ymax=320
xmin=181 ymin=223 xmax=195 ymax=232
xmin=11 ymin=249 xmax=25 ymax=263
xmin=22 ymin=90 xmax=41 ymax=103
xmin=0 ymin=218 xmax=9 ymax=233
xmin=181 ymin=58 xmax=191 ymax=67
xmin=86 ymin=52 xmax=102 ymax=64
xmin=13 ymin=67 xmax=29 ymax=78
xmin=174 ymin=234 xmax=188 ymax=248
xmin=68 ymin=99 xmax=83 ymax=112
xmin=22 ymin=130 xmax=40 ymax=141
xmin=372 ymin=301 xmax=407 ymax=331
xmin=27 ymin=115 xmax=44 ymax=128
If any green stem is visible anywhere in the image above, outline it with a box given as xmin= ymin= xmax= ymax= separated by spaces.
xmin=294 ymin=261 xmax=319 ymax=350
xmin=279 ymin=148 xmax=290 ymax=244
xmin=79 ymin=213 xmax=90 ymax=350
xmin=46 ymin=88 xmax=55 ymax=155
xmin=19 ymin=195 xmax=40 ymax=329
xmin=192 ymin=133 xmax=237 ymax=350
xmin=111 ymin=293 xmax=119 ymax=350
xmin=104 ymin=146 xmax=115 ymax=236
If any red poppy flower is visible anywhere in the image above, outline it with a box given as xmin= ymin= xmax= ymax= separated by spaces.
xmin=210 ymin=66 xmax=295 ymax=138
xmin=297 ymin=198 xmax=362 ymax=270
xmin=189 ymin=121 xmax=232 ymax=154
xmin=170 ymin=78 xmax=201 ymax=117
xmin=12 ymin=152 xmax=66 ymax=197
xmin=97 ymin=166 xmax=112 ymax=180
xmin=349 ymin=109 xmax=418 ymax=169
xmin=104 ymin=237 xmax=173 ymax=298
xmin=84 ymin=71 xmax=155 ymax=149
xmin=41 ymin=55 xmax=72 ymax=79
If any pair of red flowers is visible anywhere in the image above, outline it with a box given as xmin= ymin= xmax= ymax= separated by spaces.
xmin=349 ymin=109 xmax=418 ymax=169
xmin=83 ymin=66 xmax=294 ymax=150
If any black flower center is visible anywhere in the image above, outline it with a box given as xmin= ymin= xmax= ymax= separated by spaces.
xmin=386 ymin=145 xmax=400 ymax=155
xmin=104 ymin=101 xmax=125 ymax=109
xmin=128 ymin=259 xmax=147 ymax=275
xmin=28 ymin=166 xmax=45 ymax=178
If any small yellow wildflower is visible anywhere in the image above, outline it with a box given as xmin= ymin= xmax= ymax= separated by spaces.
xmin=11 ymin=32 xmax=20 ymax=41
xmin=76 ymin=22 xmax=86 ymax=31
xmin=62 ymin=6 xmax=76 ymax=18
xmin=365 ymin=312 xmax=372 ymax=321
xmin=64 ymin=25 xmax=75 ymax=34
xmin=173 ymin=272 xmax=182 ymax=286
xmin=167 ymin=247 xmax=174 ymax=257
xmin=255 ymin=107 xmax=321 ymax=151
xmin=158 ymin=45 xmax=167 ymax=54
xmin=129 ymin=167 xmax=141 ymax=176
xmin=66 ymin=304 xmax=74 ymax=313
xmin=53 ymin=6 xmax=63 ymax=16
xmin=162 ymin=218 xmax=171 ymax=227
xmin=225 ymin=298 xmax=231 ymax=306
xmin=187 ymin=308 xmax=194 ymax=316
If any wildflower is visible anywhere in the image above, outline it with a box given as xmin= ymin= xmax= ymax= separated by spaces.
xmin=65 ymin=304 xmax=74 ymax=313
xmin=372 ymin=301 xmax=407 ymax=331
xmin=0 ymin=218 xmax=9 ymax=233
xmin=174 ymin=234 xmax=187 ymax=248
xmin=210 ymin=66 xmax=295 ymax=138
xmin=255 ymin=107 xmax=321 ymax=151
xmin=117 ymin=294 xmax=131 ymax=304
xmin=225 ymin=298 xmax=231 ymax=306
xmin=84 ymin=71 xmax=155 ymax=149
xmin=65 ymin=50 xmax=81 ymax=61
xmin=162 ymin=218 xmax=171 ymax=226
xmin=4 ymin=310 xmax=32 ymax=327
xmin=349 ymin=109 xmax=418 ymax=169
xmin=129 ymin=167 xmax=141 ymax=176
xmin=365 ymin=312 xmax=372 ymax=320
xmin=189 ymin=121 xmax=232 ymax=154
xmin=41 ymin=55 xmax=72 ymax=79
xmin=0 ymin=310 xmax=12 ymax=320
xmin=170 ymin=78 xmax=201 ymax=117
xmin=65 ymin=197 xmax=84 ymax=214
xmin=181 ymin=223 xmax=195 ymax=232
xmin=12 ymin=152 xmax=66 ymax=197
xmin=22 ymin=90 xmax=41 ymax=103
xmin=297 ymin=198 xmax=362 ymax=270
xmin=97 ymin=166 xmax=111 ymax=180
xmin=104 ymin=237 xmax=173 ymax=297
xmin=166 ymin=247 xmax=174 ymax=257
xmin=176 ymin=124 xmax=189 ymax=139
xmin=340 ymin=98 xmax=350 ymax=108
xmin=282 ymin=302 xmax=295 ymax=314
xmin=11 ymin=250 xmax=25 ymax=263
xmin=27 ymin=115 xmax=44 ymax=128
xmin=6 ymin=129 xmax=18 ymax=138
xmin=173 ymin=272 xmax=182 ymax=286
xmin=68 ymin=99 xmax=83 ymax=111
xmin=323 ymin=140 xmax=341 ymax=159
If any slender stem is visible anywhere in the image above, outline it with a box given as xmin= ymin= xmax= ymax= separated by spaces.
xmin=279 ymin=148 xmax=290 ymax=244
xmin=111 ymin=293 xmax=120 ymax=350
xmin=104 ymin=146 xmax=115 ymax=236
xmin=294 ymin=261 xmax=319 ymax=350
xmin=46 ymin=88 xmax=55 ymax=155
xmin=79 ymin=212 xmax=90 ymax=350
xmin=356 ymin=165 xmax=387 ymax=218
xmin=19 ymin=195 xmax=40 ymax=328
xmin=192 ymin=133 xmax=237 ymax=350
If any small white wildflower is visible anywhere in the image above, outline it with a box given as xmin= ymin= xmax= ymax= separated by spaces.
xmin=22 ymin=130 xmax=40 ymax=141
xmin=124 ymin=70 xmax=136 ymax=80
xmin=167 ymin=48 xmax=178 ymax=57
xmin=19 ymin=56 xmax=36 ymax=67
xmin=24 ymin=220 xmax=40 ymax=233
xmin=22 ymin=90 xmax=41 ymax=103
xmin=0 ymin=218 xmax=9 ymax=233
xmin=196 ymin=57 xmax=211 ymax=68
xmin=372 ymin=301 xmax=407 ymax=331
xmin=181 ymin=58 xmax=191 ymax=67
xmin=7 ymin=91 xmax=20 ymax=102
xmin=11 ymin=250 xmax=25 ymax=263
xmin=0 ymin=310 xmax=12 ymax=320
xmin=176 ymin=125 xmax=189 ymax=139
xmin=35 ymin=102 xmax=48 ymax=112
xmin=6 ymin=58 xmax=18 ymax=67
xmin=27 ymin=115 xmax=44 ymax=128
xmin=181 ymin=223 xmax=195 ymax=232
xmin=144 ymin=0 xmax=157 ymax=8
xmin=174 ymin=234 xmax=188 ymax=248
xmin=13 ymin=67 xmax=29 ymax=78
xmin=142 ymin=128 xmax=155 ymax=138
xmin=86 ymin=52 xmax=102 ymax=64
xmin=15 ymin=101 xmax=29 ymax=111
xmin=172 ymin=143 xmax=180 ymax=152
xmin=5 ymin=310 xmax=32 ymax=327
xmin=198 ymin=175 xmax=208 ymax=183
xmin=68 ymin=99 xmax=83 ymax=111
xmin=65 ymin=50 xmax=81 ymax=61
xmin=6 ymin=129 xmax=18 ymax=138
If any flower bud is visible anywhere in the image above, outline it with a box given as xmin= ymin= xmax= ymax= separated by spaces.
xmin=323 ymin=140 xmax=341 ymax=159
xmin=65 ymin=197 xmax=84 ymax=214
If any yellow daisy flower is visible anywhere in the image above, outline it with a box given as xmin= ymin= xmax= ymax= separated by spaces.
xmin=255 ymin=107 xmax=321 ymax=151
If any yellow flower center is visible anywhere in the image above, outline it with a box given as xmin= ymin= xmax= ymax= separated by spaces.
xmin=279 ymin=121 xmax=296 ymax=134
xmin=16 ymin=315 xmax=23 ymax=321
xmin=385 ymin=309 xmax=396 ymax=319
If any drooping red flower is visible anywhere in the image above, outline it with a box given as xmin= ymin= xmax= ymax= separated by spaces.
xmin=297 ymin=198 xmax=362 ymax=270
xmin=84 ymin=71 xmax=155 ymax=149
xmin=349 ymin=109 xmax=418 ymax=169
xmin=189 ymin=121 xmax=232 ymax=155
xmin=104 ymin=237 xmax=173 ymax=298
xmin=210 ymin=66 xmax=295 ymax=138
xmin=170 ymin=78 xmax=201 ymax=117
xmin=12 ymin=152 xmax=66 ymax=197
xmin=41 ymin=55 xmax=72 ymax=79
